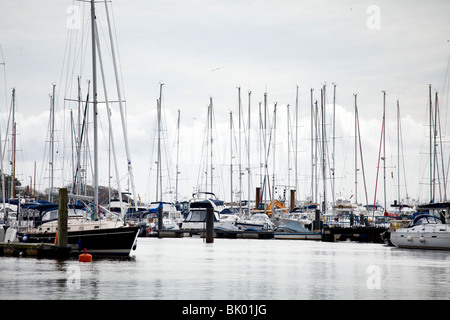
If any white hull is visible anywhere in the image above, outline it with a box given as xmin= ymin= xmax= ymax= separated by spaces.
xmin=391 ymin=224 xmax=450 ymax=250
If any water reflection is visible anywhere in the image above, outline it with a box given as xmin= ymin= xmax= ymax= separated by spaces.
xmin=1 ymin=238 xmax=449 ymax=299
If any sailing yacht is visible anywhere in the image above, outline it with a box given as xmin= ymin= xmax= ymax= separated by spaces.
xmin=13 ymin=0 xmax=140 ymax=256
xmin=17 ymin=201 xmax=139 ymax=256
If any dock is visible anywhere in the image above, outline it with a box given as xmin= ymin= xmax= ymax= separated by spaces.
xmin=153 ymin=225 xmax=386 ymax=243
xmin=0 ymin=242 xmax=71 ymax=258
xmin=322 ymin=225 xmax=387 ymax=243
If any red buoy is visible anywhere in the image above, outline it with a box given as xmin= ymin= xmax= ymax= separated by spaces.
xmin=79 ymin=248 xmax=92 ymax=262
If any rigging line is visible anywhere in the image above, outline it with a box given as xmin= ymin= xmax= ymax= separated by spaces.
xmin=436 ymin=93 xmax=447 ymax=201
xmin=356 ymin=102 xmax=369 ymax=207
xmin=398 ymin=103 xmax=409 ymax=198
xmin=211 ymin=98 xmax=227 ymax=196
xmin=373 ymin=117 xmax=385 ymax=219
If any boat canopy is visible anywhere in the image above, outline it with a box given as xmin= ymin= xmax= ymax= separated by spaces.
xmin=184 ymin=208 xmax=219 ymax=222
xmin=409 ymin=214 xmax=442 ymax=227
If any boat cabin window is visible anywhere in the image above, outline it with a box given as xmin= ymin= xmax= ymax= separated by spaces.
xmin=413 ymin=215 xmax=442 ymax=226
xmin=185 ymin=210 xmax=219 ymax=222
xmin=41 ymin=208 xmax=86 ymax=222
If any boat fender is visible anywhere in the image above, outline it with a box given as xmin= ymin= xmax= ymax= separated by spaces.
xmin=407 ymin=235 xmax=412 ymax=241
xmin=79 ymin=248 xmax=92 ymax=263
xmin=54 ymin=232 xmax=58 ymax=245
xmin=419 ymin=236 xmax=425 ymax=243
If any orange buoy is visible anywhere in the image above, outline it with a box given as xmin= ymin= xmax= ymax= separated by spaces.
xmin=79 ymin=248 xmax=92 ymax=262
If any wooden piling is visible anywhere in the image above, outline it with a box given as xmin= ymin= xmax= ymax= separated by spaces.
xmin=290 ymin=190 xmax=296 ymax=212
xmin=158 ymin=205 xmax=164 ymax=238
xmin=255 ymin=187 xmax=261 ymax=209
xmin=205 ymin=207 xmax=214 ymax=243
xmin=57 ymin=188 xmax=68 ymax=248
xmin=314 ymin=208 xmax=321 ymax=232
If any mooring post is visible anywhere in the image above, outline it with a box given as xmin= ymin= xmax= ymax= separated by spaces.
xmin=157 ymin=204 xmax=164 ymax=238
xmin=57 ymin=188 xmax=68 ymax=247
xmin=206 ymin=207 xmax=214 ymax=243
xmin=314 ymin=208 xmax=321 ymax=232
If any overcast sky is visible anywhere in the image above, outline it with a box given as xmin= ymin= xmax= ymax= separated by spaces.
xmin=1 ymin=0 xmax=449 ymax=208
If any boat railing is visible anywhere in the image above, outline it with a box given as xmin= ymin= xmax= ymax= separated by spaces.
xmin=323 ymin=214 xmax=393 ymax=228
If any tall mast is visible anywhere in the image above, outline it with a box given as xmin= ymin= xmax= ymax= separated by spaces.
xmin=238 ymin=87 xmax=242 ymax=213
xmin=397 ymin=99 xmax=400 ymax=204
xmin=247 ymin=90 xmax=251 ymax=207
xmin=11 ymin=88 xmax=16 ymax=199
xmin=208 ymin=97 xmax=214 ymax=193
xmin=354 ymin=94 xmax=358 ymax=204
xmin=433 ymin=90 xmax=438 ymax=201
xmin=321 ymin=85 xmax=327 ymax=214
xmin=382 ymin=90 xmax=387 ymax=211
xmin=175 ymin=109 xmax=180 ymax=203
xmin=428 ymin=84 xmax=432 ymax=202
xmin=271 ymin=103 xmax=277 ymax=216
xmin=49 ymin=84 xmax=56 ymax=202
xmin=332 ymin=83 xmax=336 ymax=205
xmin=287 ymin=103 xmax=290 ymax=198
xmin=91 ymin=0 xmax=99 ymax=218
xmin=295 ymin=85 xmax=299 ymax=204
xmin=229 ymin=111 xmax=233 ymax=208
xmin=156 ymin=83 xmax=164 ymax=202
xmin=310 ymin=88 xmax=314 ymax=202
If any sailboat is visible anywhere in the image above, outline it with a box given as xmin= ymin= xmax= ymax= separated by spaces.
xmin=390 ymin=86 xmax=450 ymax=250
xmin=15 ymin=0 xmax=139 ymax=257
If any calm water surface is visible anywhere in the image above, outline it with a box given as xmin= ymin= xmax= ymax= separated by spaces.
xmin=1 ymin=237 xmax=449 ymax=300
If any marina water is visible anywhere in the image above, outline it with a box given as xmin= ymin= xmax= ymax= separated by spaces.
xmin=1 ymin=237 xmax=449 ymax=300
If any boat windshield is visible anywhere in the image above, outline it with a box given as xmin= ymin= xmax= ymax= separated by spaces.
xmin=185 ymin=209 xmax=219 ymax=222
xmin=41 ymin=208 xmax=87 ymax=223
xmin=411 ymin=215 xmax=442 ymax=227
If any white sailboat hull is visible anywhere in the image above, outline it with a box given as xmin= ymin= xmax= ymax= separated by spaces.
xmin=391 ymin=224 xmax=450 ymax=250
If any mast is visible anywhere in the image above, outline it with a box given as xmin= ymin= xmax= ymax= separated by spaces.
xmin=11 ymin=88 xmax=16 ymax=199
xmin=397 ymin=99 xmax=400 ymax=204
xmin=238 ymin=87 xmax=242 ymax=213
xmin=321 ymin=85 xmax=327 ymax=214
xmin=271 ymin=102 xmax=277 ymax=216
xmin=263 ymin=92 xmax=268 ymax=208
xmin=310 ymin=88 xmax=314 ymax=202
xmin=230 ymin=111 xmax=233 ymax=208
xmin=91 ymin=0 xmax=99 ymax=218
xmin=382 ymin=90 xmax=387 ymax=211
xmin=295 ymin=85 xmax=299 ymax=204
xmin=156 ymin=83 xmax=164 ymax=202
xmin=354 ymin=94 xmax=358 ymax=204
xmin=332 ymin=83 xmax=336 ymax=205
xmin=287 ymin=103 xmax=290 ymax=199
xmin=210 ymin=98 xmax=213 ymax=193
xmin=247 ymin=90 xmax=251 ymax=208
xmin=49 ymin=84 xmax=56 ymax=202
xmin=175 ymin=109 xmax=180 ymax=203
xmin=429 ymin=84 xmax=433 ymax=202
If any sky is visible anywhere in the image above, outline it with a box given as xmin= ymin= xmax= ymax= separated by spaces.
xmin=0 ymin=0 xmax=449 ymax=208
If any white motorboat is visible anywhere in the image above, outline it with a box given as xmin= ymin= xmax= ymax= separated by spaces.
xmin=390 ymin=214 xmax=450 ymax=250
xmin=235 ymin=213 xmax=274 ymax=231
xmin=181 ymin=192 xmax=238 ymax=231
xmin=181 ymin=208 xmax=239 ymax=231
